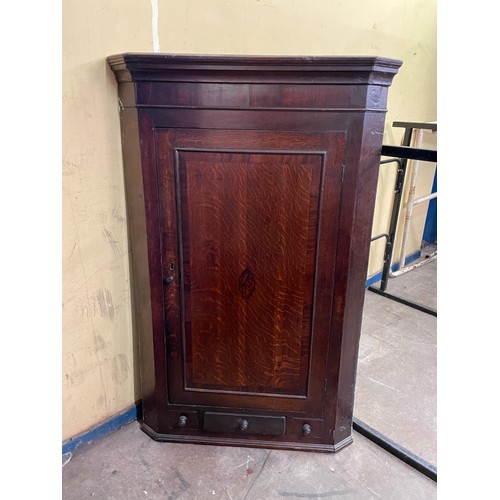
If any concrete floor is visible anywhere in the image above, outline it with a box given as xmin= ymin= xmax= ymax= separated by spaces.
xmin=62 ymin=257 xmax=437 ymax=499
xmin=356 ymin=258 xmax=437 ymax=466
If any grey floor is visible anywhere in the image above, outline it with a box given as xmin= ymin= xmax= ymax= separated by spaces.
xmin=62 ymin=257 xmax=437 ymax=499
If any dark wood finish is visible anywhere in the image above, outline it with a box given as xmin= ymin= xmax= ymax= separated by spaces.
xmin=203 ymin=413 xmax=286 ymax=436
xmin=108 ymin=53 xmax=401 ymax=452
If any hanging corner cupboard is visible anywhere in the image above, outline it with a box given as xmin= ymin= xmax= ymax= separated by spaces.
xmin=108 ymin=53 xmax=401 ymax=452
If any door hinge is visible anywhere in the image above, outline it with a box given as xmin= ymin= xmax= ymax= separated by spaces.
xmin=341 ymin=164 xmax=346 ymax=183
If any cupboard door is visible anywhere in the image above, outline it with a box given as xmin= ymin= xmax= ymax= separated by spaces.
xmin=155 ymin=129 xmax=345 ymax=415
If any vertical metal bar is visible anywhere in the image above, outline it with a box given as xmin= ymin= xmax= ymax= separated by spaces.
xmin=377 ymin=126 xmax=413 ymax=291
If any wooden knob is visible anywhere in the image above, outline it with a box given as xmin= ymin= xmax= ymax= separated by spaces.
xmin=302 ymin=423 xmax=311 ymax=436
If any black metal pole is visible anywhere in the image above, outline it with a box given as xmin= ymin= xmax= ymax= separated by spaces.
xmin=378 ymin=127 xmax=413 ymax=291
xmin=367 ymin=286 xmax=437 ymax=317
xmin=378 ymin=156 xmax=406 ymax=292
xmin=381 ymin=145 xmax=437 ymax=163
xmin=353 ymin=418 xmax=437 ymax=482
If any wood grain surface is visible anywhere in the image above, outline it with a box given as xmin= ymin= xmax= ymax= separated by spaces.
xmin=179 ymin=151 xmax=321 ymax=395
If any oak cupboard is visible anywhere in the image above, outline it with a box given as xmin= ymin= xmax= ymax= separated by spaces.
xmin=108 ymin=54 xmax=401 ymax=452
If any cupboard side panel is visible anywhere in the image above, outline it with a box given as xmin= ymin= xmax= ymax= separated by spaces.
xmin=327 ymin=111 xmax=388 ymax=445
xmin=119 ymin=108 xmax=159 ymax=429
xmin=132 ymin=111 xmax=170 ymax=429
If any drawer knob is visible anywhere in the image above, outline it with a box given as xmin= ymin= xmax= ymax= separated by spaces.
xmin=240 ymin=419 xmax=249 ymax=431
xmin=302 ymin=423 xmax=312 ymax=436
xmin=178 ymin=415 xmax=188 ymax=427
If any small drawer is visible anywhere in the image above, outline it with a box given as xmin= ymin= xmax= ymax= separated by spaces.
xmin=203 ymin=412 xmax=286 ymax=436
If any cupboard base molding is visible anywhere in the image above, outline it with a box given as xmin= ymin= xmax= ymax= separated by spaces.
xmin=140 ymin=422 xmax=350 ymax=453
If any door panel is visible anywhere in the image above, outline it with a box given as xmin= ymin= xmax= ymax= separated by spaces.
xmin=179 ymin=151 xmax=321 ymax=396
xmin=155 ymin=129 xmax=345 ymax=414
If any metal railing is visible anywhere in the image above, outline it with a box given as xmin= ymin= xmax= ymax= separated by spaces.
xmin=368 ymin=122 xmax=437 ymax=316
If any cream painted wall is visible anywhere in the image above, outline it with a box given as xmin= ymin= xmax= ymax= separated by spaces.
xmin=62 ymin=0 xmax=153 ymax=440
xmin=62 ymin=0 xmax=436 ymax=440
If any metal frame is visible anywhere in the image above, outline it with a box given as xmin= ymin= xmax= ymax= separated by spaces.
xmin=368 ymin=122 xmax=437 ymax=317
